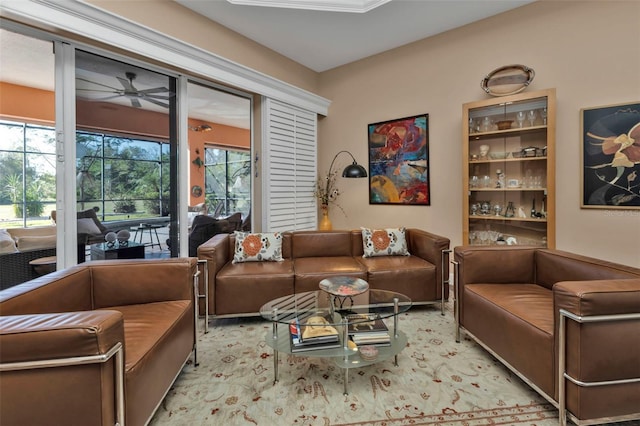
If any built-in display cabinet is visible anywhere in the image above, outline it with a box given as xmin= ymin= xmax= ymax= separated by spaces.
xmin=462 ymin=88 xmax=556 ymax=248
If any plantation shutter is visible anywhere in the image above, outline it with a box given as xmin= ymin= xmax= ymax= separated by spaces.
xmin=262 ymin=98 xmax=317 ymax=231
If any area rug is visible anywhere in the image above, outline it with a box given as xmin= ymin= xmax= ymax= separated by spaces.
xmin=150 ymin=303 xmax=560 ymax=425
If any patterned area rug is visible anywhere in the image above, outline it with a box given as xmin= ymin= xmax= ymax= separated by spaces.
xmin=150 ymin=303 xmax=561 ymax=425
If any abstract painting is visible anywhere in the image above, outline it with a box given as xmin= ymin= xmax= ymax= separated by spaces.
xmin=368 ymin=114 xmax=429 ymax=205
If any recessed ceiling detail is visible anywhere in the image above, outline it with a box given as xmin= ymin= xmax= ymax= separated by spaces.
xmin=226 ymin=0 xmax=391 ymax=13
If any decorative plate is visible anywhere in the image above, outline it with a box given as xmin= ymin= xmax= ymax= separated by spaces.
xmin=319 ymin=276 xmax=369 ymax=296
xmin=481 ymin=64 xmax=535 ymax=97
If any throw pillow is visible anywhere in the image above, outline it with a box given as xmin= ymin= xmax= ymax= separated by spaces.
xmin=15 ymin=235 xmax=57 ymax=251
xmin=361 ymin=227 xmax=410 ymax=258
xmin=77 ymin=218 xmax=102 ymax=235
xmin=0 ymin=229 xmax=18 ymax=254
xmin=232 ymin=231 xmax=284 ymax=264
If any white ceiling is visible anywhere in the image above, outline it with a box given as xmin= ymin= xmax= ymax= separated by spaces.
xmin=176 ymin=0 xmax=534 ymax=72
xmin=1 ymin=0 xmax=532 ymax=129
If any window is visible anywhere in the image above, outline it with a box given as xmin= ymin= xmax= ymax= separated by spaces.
xmin=0 ymin=120 xmax=56 ymax=227
xmin=76 ymin=131 xmax=170 ymax=220
xmin=0 ymin=120 xmax=170 ymax=227
xmin=204 ymin=147 xmax=250 ymax=218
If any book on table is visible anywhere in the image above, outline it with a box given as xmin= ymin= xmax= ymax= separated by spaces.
xmin=347 ymin=313 xmax=391 ymax=346
xmin=289 ymin=316 xmax=341 ymax=352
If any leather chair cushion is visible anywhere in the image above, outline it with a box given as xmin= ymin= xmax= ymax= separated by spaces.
xmin=358 ymin=255 xmax=437 ymax=302
xmin=105 ymin=300 xmax=193 ymax=426
xmin=464 ymin=283 xmax=554 ymax=397
xmin=216 ymin=260 xmax=295 ymax=315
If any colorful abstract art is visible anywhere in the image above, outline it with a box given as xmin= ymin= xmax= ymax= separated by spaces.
xmin=368 ymin=114 xmax=430 ymax=205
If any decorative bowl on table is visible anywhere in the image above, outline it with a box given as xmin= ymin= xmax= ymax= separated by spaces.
xmin=359 ymin=345 xmax=379 ymax=361
xmin=319 ymin=276 xmax=369 ymax=296
xmin=495 ymin=120 xmax=514 ymax=130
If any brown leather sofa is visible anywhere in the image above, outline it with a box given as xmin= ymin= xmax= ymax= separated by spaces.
xmin=453 ymin=246 xmax=640 ymax=425
xmin=197 ymin=228 xmax=450 ymax=317
xmin=0 ymin=257 xmax=199 ymax=426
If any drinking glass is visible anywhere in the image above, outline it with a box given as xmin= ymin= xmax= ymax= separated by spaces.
xmin=516 ymin=111 xmax=525 ymax=128
xmin=528 ymin=110 xmax=536 ymax=126
xmin=540 ymin=107 xmax=547 ymax=125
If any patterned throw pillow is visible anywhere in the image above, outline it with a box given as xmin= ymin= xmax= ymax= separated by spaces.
xmin=232 ymin=231 xmax=284 ymax=263
xmin=361 ymin=227 xmax=410 ymax=258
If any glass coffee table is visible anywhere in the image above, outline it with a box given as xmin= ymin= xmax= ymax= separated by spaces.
xmin=260 ymin=288 xmax=412 ymax=394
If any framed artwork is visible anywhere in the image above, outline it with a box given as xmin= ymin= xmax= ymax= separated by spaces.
xmin=368 ymin=114 xmax=430 ymax=205
xmin=581 ymin=101 xmax=640 ymax=209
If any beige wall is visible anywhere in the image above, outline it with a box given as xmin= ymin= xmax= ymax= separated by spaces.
xmin=317 ymin=1 xmax=640 ymax=267
xmin=38 ymin=0 xmax=640 ymax=266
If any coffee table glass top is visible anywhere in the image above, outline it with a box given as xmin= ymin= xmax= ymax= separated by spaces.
xmin=259 ymin=289 xmax=412 ymax=326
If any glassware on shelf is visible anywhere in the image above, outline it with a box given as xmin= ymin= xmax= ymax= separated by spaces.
xmin=540 ymin=107 xmax=547 ymax=125
xmin=481 ymin=117 xmax=492 ymax=132
xmin=470 ymin=203 xmax=479 ymax=215
xmin=516 ymin=111 xmax=525 ymax=128
xmin=528 ymin=110 xmax=536 ymax=126
xmin=469 ymin=118 xmax=475 ymax=134
xmin=493 ymin=204 xmax=502 ymax=216
xmin=470 ymin=175 xmax=479 ymax=188
xmin=482 ymin=175 xmax=491 ymax=188
xmin=505 ymin=201 xmax=515 ymax=218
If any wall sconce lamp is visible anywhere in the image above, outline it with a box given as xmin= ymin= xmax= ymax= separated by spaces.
xmin=189 ymin=124 xmax=212 ymax=132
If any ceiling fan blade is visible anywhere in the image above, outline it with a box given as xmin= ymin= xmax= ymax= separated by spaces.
xmin=143 ymin=97 xmax=170 ymax=108
xmin=130 ymin=98 xmax=142 ymax=108
xmin=76 ymin=89 xmax=121 ymax=94
xmin=143 ymin=94 xmax=172 ymax=100
xmin=90 ymin=95 xmax=125 ymax=101
xmin=138 ymin=87 xmax=170 ymax=94
xmin=76 ymin=77 xmax=120 ymax=91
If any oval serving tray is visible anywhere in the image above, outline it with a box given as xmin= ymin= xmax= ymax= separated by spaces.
xmin=481 ymin=64 xmax=535 ymax=97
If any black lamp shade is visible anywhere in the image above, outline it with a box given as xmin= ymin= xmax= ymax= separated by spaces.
xmin=342 ymin=162 xmax=368 ymax=178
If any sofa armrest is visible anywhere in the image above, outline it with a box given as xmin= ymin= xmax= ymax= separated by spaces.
xmin=90 ymin=258 xmax=198 ymax=308
xmin=0 ymin=310 xmax=125 ymax=426
xmin=554 ymin=279 xmax=640 ymax=422
xmin=196 ymin=233 xmax=231 ymax=315
xmin=0 ymin=310 xmax=124 ymax=363
xmin=407 ymin=228 xmax=450 ymax=297
xmin=554 ymin=278 xmax=640 ymax=318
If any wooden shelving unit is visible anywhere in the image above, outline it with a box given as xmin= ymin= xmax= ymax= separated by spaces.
xmin=462 ymin=88 xmax=556 ymax=248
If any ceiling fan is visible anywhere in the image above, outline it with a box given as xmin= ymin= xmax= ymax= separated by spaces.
xmin=76 ymin=72 xmax=173 ymax=108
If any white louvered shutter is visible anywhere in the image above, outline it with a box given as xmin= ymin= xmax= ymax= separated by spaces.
xmin=262 ymin=98 xmax=317 ymax=231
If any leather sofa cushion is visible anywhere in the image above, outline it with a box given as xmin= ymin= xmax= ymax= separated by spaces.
xmin=294 ymin=256 xmax=367 ymax=293
xmin=216 ymin=260 xmax=295 ymax=315
xmin=536 ymin=249 xmax=640 ymax=290
xmin=0 ymin=266 xmax=94 ymax=315
xmin=292 ymin=231 xmax=353 ymax=258
xmin=358 ymin=255 xmax=437 ymax=302
xmin=464 ymin=283 xmax=555 ymax=397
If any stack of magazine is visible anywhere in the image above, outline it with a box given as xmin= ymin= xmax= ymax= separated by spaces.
xmin=347 ymin=313 xmax=391 ymax=346
xmin=289 ymin=315 xmax=341 ymax=352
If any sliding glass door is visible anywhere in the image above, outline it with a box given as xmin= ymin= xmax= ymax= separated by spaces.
xmin=74 ymin=50 xmax=178 ymax=258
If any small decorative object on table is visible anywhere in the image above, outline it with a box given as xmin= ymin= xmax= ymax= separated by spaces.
xmin=116 ymin=229 xmax=130 ymax=245
xmin=319 ymin=276 xmax=369 ymax=309
xmin=105 ymin=231 xmax=117 ymax=247
xmin=359 ymin=345 xmax=379 ymax=361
